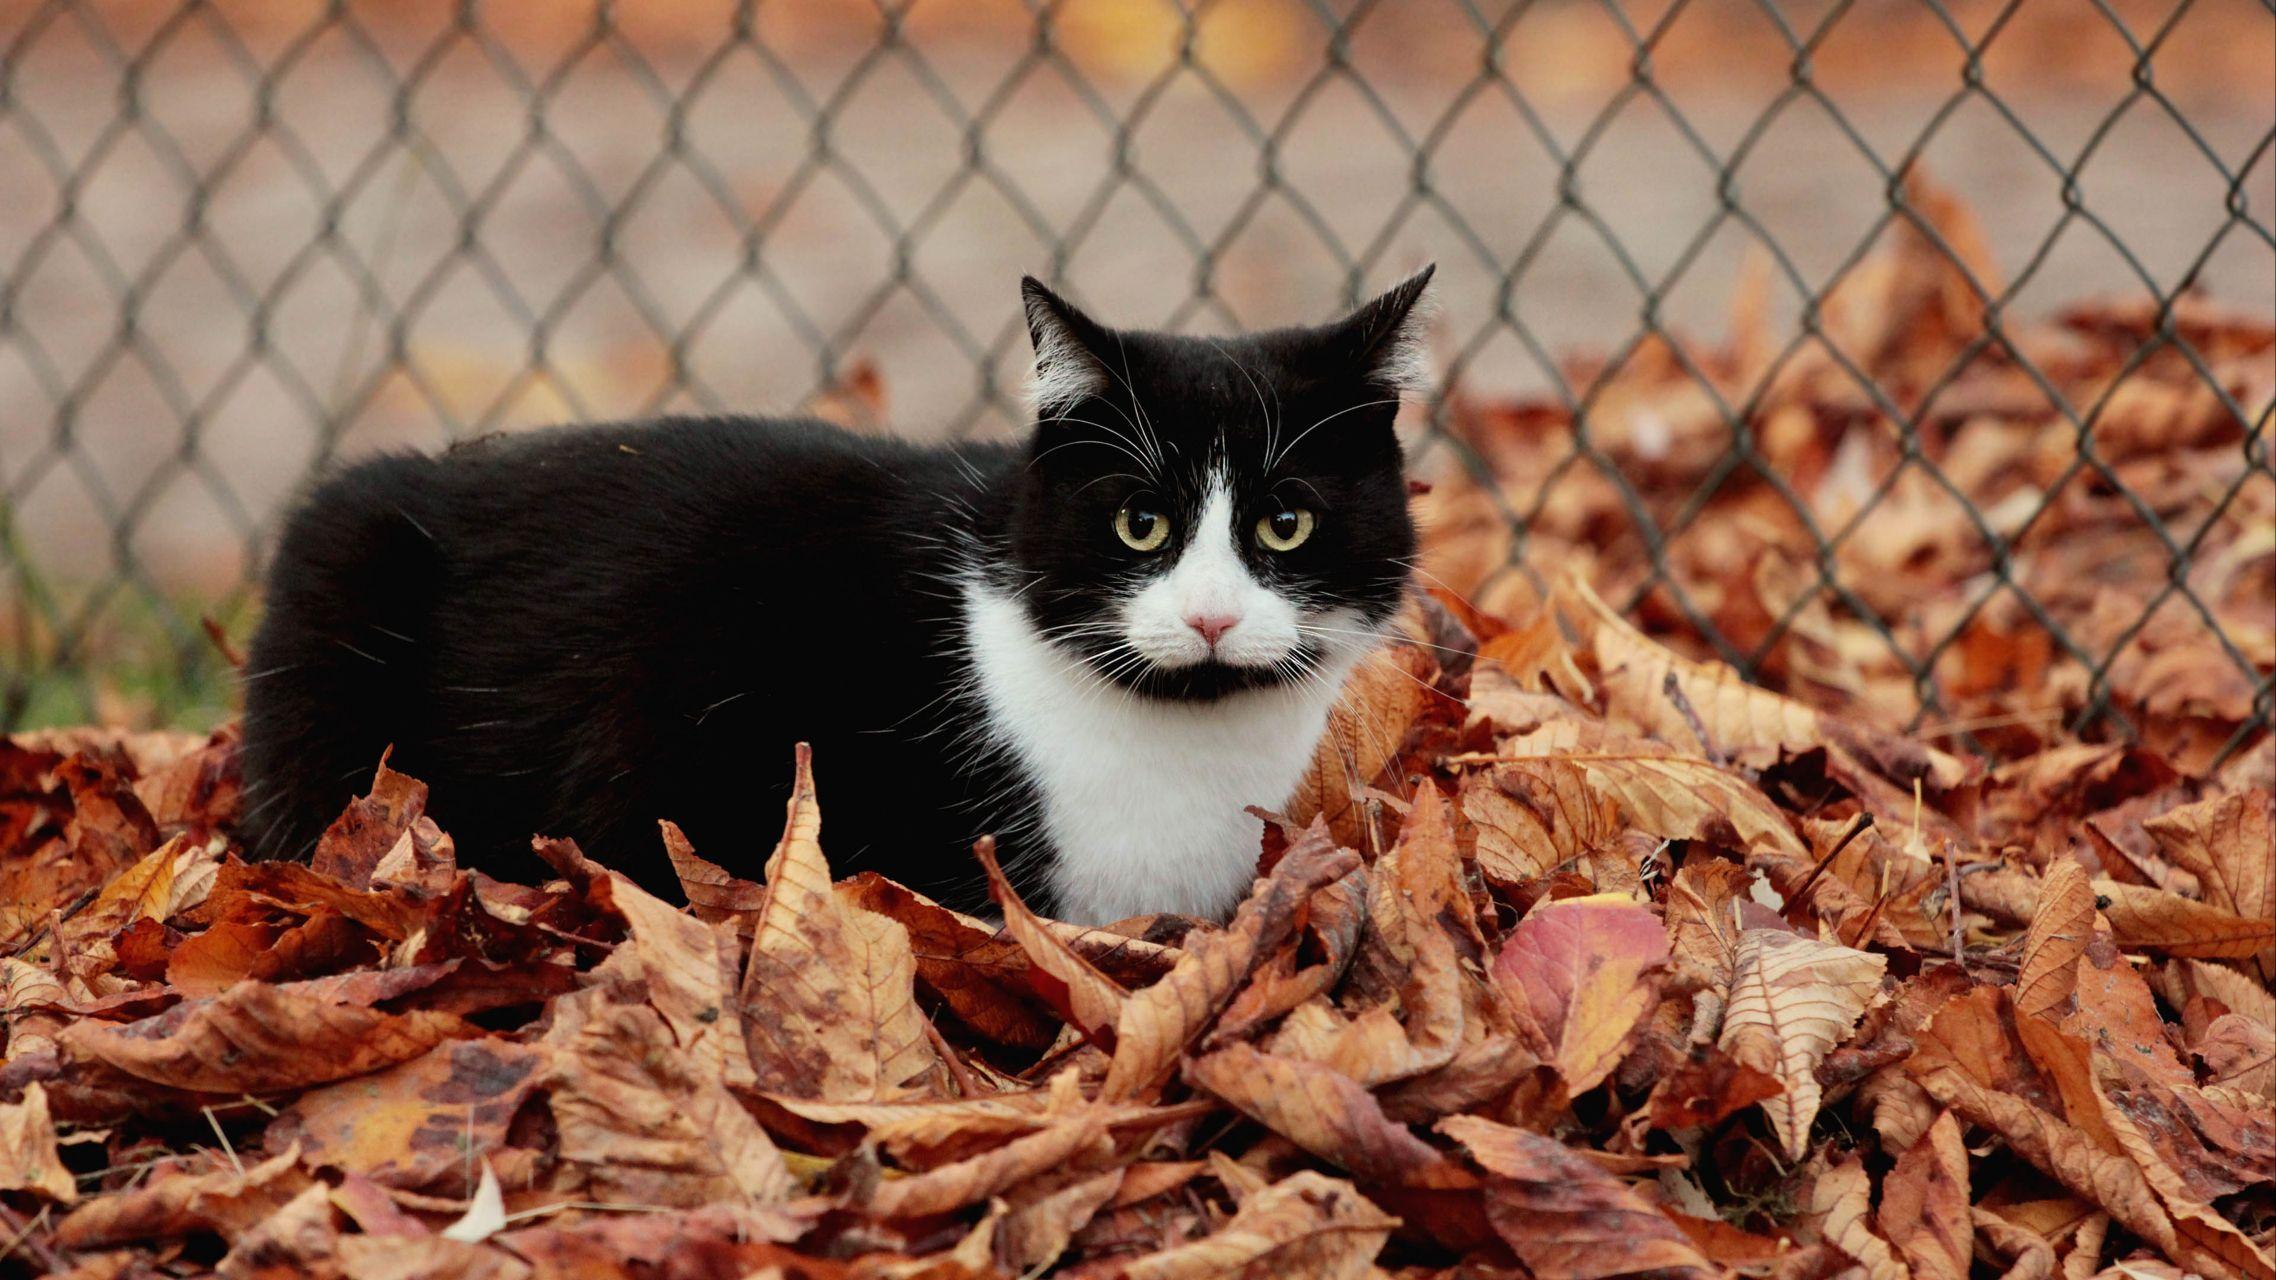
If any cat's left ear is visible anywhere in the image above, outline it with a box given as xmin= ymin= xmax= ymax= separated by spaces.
xmin=1327 ymin=264 xmax=1436 ymax=397
xmin=1021 ymin=277 xmax=1113 ymax=420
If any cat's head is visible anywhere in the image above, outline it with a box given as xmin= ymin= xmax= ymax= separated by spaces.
xmin=1002 ymin=268 xmax=1431 ymax=701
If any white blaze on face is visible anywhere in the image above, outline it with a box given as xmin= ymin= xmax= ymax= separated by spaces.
xmin=1120 ymin=473 xmax=1303 ymax=670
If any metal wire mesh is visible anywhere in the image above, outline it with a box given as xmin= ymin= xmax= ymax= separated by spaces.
xmin=2 ymin=0 xmax=2271 ymax=762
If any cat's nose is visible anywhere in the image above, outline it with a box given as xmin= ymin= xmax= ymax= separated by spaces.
xmin=1185 ymin=612 xmax=1241 ymax=646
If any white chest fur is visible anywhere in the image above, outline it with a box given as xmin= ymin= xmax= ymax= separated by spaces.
xmin=961 ymin=582 xmax=1360 ymax=924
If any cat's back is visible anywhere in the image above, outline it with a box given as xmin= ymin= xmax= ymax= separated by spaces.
xmin=241 ymin=415 xmax=1013 ymax=878
xmin=356 ymin=415 xmax=971 ymax=548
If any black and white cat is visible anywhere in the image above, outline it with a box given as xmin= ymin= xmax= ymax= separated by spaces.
xmin=238 ymin=268 xmax=1431 ymax=923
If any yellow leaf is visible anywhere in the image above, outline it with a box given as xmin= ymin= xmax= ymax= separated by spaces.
xmin=1490 ymin=894 xmax=1668 ymax=1094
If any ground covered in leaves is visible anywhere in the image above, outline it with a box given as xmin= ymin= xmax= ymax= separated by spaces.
xmin=3 ymin=185 xmax=2273 ymax=1278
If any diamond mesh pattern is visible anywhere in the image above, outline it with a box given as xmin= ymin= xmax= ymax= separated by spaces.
xmin=2 ymin=0 xmax=2270 ymax=763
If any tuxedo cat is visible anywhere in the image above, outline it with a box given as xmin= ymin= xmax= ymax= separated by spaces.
xmin=238 ymin=268 xmax=1430 ymax=923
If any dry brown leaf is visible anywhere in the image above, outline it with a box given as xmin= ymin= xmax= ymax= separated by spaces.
xmin=1497 ymin=723 xmax=1811 ymax=861
xmin=976 ymin=834 xmax=1130 ymax=1041
xmin=1975 ymin=1207 xmax=2057 ymax=1280
xmin=661 ymin=818 xmax=767 ymax=920
xmin=1466 ymin=654 xmax=1593 ymax=736
xmin=1570 ymin=572 xmax=1963 ymax=791
xmin=1287 ymin=644 xmax=1437 ymax=851
xmin=869 ymin=1110 xmax=1111 ymax=1219
xmin=2094 ymin=880 xmax=2276 ymax=960
xmin=2143 ymin=789 xmax=2275 ymax=979
xmin=543 ymin=994 xmax=794 ymax=1207
xmin=1100 ymin=828 xmax=1359 ymax=1102
xmin=215 ymin=1177 xmax=342 ymax=1274
xmin=1882 ymin=1111 xmax=1970 ymax=1280
xmin=0 ymin=1081 xmax=75 ymax=1202
xmin=1860 ymin=1064 xmax=1942 ymax=1152
xmin=1213 ymin=865 xmax=1368 ymax=1046
xmin=2018 ymin=858 xmax=2097 ymax=1020
xmin=337 ymin=1235 xmax=532 ymax=1280
xmin=1118 ymin=1171 xmax=1398 ymax=1280
xmin=1664 ymin=856 xmax=1753 ymax=1041
xmin=740 ymin=745 xmax=938 ymax=1100
xmin=2061 ymin=1212 xmax=2112 ymax=1280
xmin=2082 ymin=1056 xmax=2276 ymax=1280
xmin=2064 ymin=933 xmax=2194 ymax=1090
xmin=71 ymin=831 xmax=214 ymax=939
xmin=1461 ymin=760 xmax=1625 ymax=886
xmin=56 ymin=978 xmax=474 ymax=1097
xmin=163 ymin=919 xmax=281 ymax=996
xmin=1907 ymin=986 xmax=2186 ymax=1268
xmin=1717 ymin=927 xmax=1886 ymax=1159
xmin=997 ymin=1168 xmax=1124 ymax=1273
xmin=841 ymin=872 xmax=1061 ymax=1050
xmin=1490 ymin=893 xmax=1668 ymax=1094
xmin=1645 ymin=1045 xmax=1784 ymax=1131
xmin=311 ymin=755 xmax=427 ymax=891
xmin=2 ymin=955 xmax=71 ymax=1063
xmin=2161 ymin=958 xmax=2276 ymax=1032
xmin=273 ymin=1039 xmax=548 ymax=1194
xmin=1187 ymin=1044 xmax=1474 ymax=1189
xmin=1802 ymin=1152 xmax=1909 ymax=1280
xmin=56 ymin=1146 xmax=314 ymax=1251
xmin=2196 ymin=1012 xmax=2276 ymax=1093
xmin=1440 ymin=1114 xmax=1713 ymax=1280
xmin=552 ymin=837 xmax=757 ymax=1093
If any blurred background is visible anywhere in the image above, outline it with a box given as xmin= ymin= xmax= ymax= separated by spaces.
xmin=2 ymin=0 xmax=2271 ymax=749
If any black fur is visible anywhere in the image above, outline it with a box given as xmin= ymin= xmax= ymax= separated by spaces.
xmin=239 ymin=271 xmax=1430 ymax=911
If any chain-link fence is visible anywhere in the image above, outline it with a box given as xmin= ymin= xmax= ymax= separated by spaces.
xmin=3 ymin=0 xmax=2272 ymax=761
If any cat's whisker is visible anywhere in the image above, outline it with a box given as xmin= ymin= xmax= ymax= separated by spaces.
xmin=1266 ymin=397 xmax=1401 ymax=472
xmin=1072 ymin=471 xmax=1148 ymax=498
xmin=1035 ymin=411 xmax=1159 ymax=467
xmin=1293 ymin=621 xmax=1473 ymax=662
xmin=1105 ymin=334 xmax=1168 ymax=473
xmin=1203 ymin=337 xmax=1279 ymax=471
xmin=1030 ymin=434 xmax=1157 ymax=478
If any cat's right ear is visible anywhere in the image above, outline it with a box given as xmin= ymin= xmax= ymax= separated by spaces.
xmin=1021 ymin=277 xmax=1111 ymax=421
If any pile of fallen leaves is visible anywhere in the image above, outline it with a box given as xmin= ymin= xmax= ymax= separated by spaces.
xmin=3 ymin=180 xmax=2273 ymax=1279
xmin=1424 ymin=176 xmax=2273 ymax=777
xmin=3 ymin=569 xmax=2270 ymax=1277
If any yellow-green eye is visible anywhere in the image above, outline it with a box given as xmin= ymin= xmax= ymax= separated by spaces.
xmin=1257 ymin=508 xmax=1315 ymax=552
xmin=1115 ymin=504 xmax=1171 ymax=552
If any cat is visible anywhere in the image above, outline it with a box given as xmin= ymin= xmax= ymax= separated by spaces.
xmin=237 ymin=267 xmax=1431 ymax=924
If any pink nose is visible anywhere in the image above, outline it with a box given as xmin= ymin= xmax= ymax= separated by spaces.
xmin=1186 ymin=613 xmax=1241 ymax=646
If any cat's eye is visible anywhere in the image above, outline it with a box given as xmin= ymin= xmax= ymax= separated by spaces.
xmin=1114 ymin=504 xmax=1171 ymax=552
xmin=1257 ymin=508 xmax=1315 ymax=552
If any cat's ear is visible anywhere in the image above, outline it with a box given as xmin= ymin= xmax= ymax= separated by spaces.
xmin=1326 ymin=264 xmax=1436 ymax=396
xmin=1021 ymin=277 xmax=1112 ymax=420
